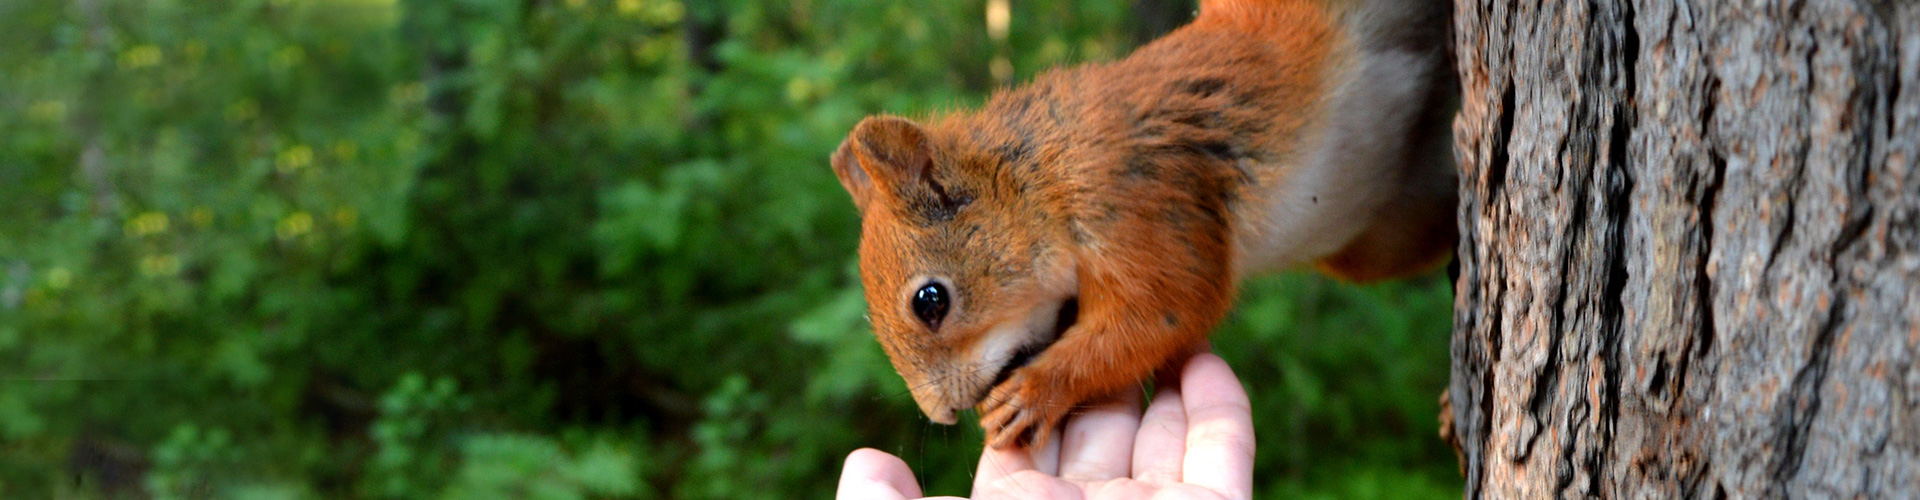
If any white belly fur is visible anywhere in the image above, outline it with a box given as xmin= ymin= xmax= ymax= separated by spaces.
xmin=1234 ymin=35 xmax=1439 ymax=275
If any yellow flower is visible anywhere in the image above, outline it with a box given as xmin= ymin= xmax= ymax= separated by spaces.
xmin=119 ymin=45 xmax=163 ymax=70
xmin=277 ymin=145 xmax=314 ymax=173
xmin=277 ymin=212 xmax=314 ymax=240
xmin=126 ymin=212 xmax=170 ymax=237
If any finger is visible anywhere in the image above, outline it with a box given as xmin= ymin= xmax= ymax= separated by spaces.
xmin=974 ymin=436 xmax=1038 ymax=494
xmin=1130 ymin=369 xmax=1188 ymax=484
xmin=837 ymin=448 xmax=922 ymax=499
xmin=1032 ymin=426 xmax=1062 ymax=476
xmin=1179 ymin=353 xmax=1255 ymax=499
xmin=1057 ymin=389 xmax=1143 ymax=482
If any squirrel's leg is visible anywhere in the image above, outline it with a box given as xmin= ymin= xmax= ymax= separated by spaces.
xmin=977 ymin=198 xmax=1237 ymax=449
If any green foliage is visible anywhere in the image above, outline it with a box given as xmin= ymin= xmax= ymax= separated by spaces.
xmin=1219 ymin=274 xmax=1459 ymax=497
xmin=0 ymin=0 xmax=1458 ymax=498
xmin=438 ymin=434 xmax=641 ymax=500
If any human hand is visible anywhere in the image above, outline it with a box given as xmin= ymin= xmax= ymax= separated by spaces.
xmin=836 ymin=351 xmax=1254 ymax=499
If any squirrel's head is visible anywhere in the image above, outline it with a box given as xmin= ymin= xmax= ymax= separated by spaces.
xmin=831 ymin=115 xmax=1079 ymax=425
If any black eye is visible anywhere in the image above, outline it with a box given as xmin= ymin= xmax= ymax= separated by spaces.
xmin=911 ymin=282 xmax=950 ymax=330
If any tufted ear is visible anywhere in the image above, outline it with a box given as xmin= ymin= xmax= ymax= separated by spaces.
xmin=831 ymin=116 xmax=940 ymax=215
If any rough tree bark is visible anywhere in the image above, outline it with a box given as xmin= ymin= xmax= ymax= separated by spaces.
xmin=1447 ymin=0 xmax=1919 ymax=498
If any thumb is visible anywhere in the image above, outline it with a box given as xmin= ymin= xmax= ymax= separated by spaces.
xmin=838 ymin=448 xmax=924 ymax=499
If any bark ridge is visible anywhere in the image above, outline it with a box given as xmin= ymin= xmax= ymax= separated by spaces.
xmin=1448 ymin=1 xmax=1920 ymax=497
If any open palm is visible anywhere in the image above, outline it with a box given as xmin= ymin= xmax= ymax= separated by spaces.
xmin=838 ymin=351 xmax=1255 ymax=500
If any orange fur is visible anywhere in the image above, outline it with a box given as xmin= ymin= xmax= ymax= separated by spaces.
xmin=832 ymin=0 xmax=1454 ymax=449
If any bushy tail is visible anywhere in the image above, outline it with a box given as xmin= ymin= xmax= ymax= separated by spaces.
xmin=1198 ymin=0 xmax=1445 ymax=53
xmin=1193 ymin=0 xmax=1330 ymax=37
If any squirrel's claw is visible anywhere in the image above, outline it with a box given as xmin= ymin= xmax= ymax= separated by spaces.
xmin=977 ymin=373 xmax=1068 ymax=450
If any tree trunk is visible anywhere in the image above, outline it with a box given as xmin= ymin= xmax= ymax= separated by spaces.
xmin=1446 ymin=0 xmax=1920 ymax=498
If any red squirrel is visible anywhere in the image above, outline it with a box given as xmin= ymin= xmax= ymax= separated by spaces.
xmin=830 ymin=0 xmax=1455 ymax=449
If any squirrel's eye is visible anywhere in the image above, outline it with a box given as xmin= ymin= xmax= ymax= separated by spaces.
xmin=911 ymin=282 xmax=949 ymax=330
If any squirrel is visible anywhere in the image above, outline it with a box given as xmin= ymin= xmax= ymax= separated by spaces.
xmin=829 ymin=0 xmax=1456 ymax=450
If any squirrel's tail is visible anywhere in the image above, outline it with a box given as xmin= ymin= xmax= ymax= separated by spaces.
xmin=1197 ymin=0 xmax=1444 ymax=52
xmin=1193 ymin=0 xmax=1330 ymax=36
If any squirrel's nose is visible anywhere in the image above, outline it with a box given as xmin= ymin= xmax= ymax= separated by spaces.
xmin=924 ymin=407 xmax=958 ymax=425
xmin=907 ymin=384 xmax=959 ymax=424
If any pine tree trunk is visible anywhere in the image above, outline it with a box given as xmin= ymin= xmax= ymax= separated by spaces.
xmin=1446 ymin=0 xmax=1920 ymax=497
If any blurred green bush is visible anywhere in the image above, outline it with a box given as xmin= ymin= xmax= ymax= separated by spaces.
xmin=0 ymin=0 xmax=1458 ymax=498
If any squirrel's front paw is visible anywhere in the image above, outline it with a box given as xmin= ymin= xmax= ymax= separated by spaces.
xmin=976 ymin=373 xmax=1070 ymax=450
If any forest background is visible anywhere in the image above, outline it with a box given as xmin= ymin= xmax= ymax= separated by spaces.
xmin=0 ymin=0 xmax=1460 ymax=498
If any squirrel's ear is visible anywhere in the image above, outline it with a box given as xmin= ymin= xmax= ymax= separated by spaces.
xmin=831 ymin=137 xmax=875 ymax=213
xmin=834 ymin=116 xmax=935 ymax=214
